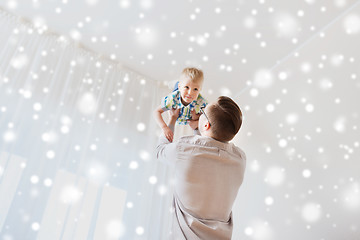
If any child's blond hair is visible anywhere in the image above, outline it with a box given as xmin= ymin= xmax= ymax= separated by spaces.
xmin=180 ymin=67 xmax=204 ymax=85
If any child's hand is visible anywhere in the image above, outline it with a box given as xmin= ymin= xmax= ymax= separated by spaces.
xmin=162 ymin=126 xmax=174 ymax=142
xmin=191 ymin=109 xmax=201 ymax=120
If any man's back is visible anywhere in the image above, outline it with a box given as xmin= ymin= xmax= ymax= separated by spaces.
xmin=159 ymin=134 xmax=246 ymax=240
xmin=174 ymin=135 xmax=246 ymax=221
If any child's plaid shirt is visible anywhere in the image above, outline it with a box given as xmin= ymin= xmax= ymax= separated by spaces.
xmin=160 ymin=90 xmax=208 ymax=125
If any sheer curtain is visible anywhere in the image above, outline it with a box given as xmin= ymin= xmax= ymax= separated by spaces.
xmin=0 ymin=9 xmax=174 ymax=239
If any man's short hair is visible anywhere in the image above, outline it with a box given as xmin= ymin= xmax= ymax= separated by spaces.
xmin=207 ymin=96 xmax=243 ymax=142
xmin=180 ymin=67 xmax=204 ymax=84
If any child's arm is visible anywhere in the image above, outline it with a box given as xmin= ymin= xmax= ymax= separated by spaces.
xmin=168 ymin=108 xmax=180 ymax=132
xmin=153 ymin=106 xmax=174 ymax=142
xmin=153 ymin=106 xmax=167 ymax=129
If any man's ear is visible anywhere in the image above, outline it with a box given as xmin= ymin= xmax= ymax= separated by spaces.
xmin=204 ymin=122 xmax=211 ymax=131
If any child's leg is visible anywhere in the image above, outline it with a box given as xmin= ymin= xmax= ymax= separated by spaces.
xmin=172 ymin=81 xmax=179 ymax=92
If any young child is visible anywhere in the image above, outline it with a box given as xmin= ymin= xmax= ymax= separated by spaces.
xmin=154 ymin=67 xmax=208 ymax=142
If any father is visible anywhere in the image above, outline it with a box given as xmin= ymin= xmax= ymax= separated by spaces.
xmin=156 ymin=96 xmax=246 ymax=240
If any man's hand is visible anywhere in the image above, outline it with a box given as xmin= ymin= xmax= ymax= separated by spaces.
xmin=162 ymin=126 xmax=174 ymax=142
xmin=188 ymin=119 xmax=199 ymax=130
xmin=191 ymin=109 xmax=201 ymax=120
xmin=169 ymin=107 xmax=180 ymax=120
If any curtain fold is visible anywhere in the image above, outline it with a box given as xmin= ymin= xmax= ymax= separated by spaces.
xmin=0 ymin=9 xmax=174 ymax=239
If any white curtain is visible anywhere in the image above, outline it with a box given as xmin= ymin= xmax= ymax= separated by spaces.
xmin=0 ymin=9 xmax=175 ymax=239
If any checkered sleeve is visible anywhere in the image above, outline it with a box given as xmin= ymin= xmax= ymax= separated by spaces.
xmin=193 ymin=94 xmax=208 ymax=114
xmin=201 ymin=97 xmax=208 ymax=108
xmin=160 ymin=92 xmax=176 ymax=111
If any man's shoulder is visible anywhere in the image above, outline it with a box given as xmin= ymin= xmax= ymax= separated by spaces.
xmin=176 ymin=135 xmax=210 ymax=147
xmin=178 ymin=135 xmax=244 ymax=154
xmin=178 ymin=135 xmax=201 ymax=143
xmin=176 ymin=136 xmax=246 ymax=165
xmin=230 ymin=144 xmax=246 ymax=162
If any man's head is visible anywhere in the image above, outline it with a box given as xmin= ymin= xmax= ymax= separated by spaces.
xmin=199 ymin=96 xmax=243 ymax=142
xmin=178 ymin=68 xmax=204 ymax=105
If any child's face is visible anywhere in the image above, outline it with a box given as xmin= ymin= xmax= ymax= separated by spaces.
xmin=178 ymin=78 xmax=202 ymax=104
